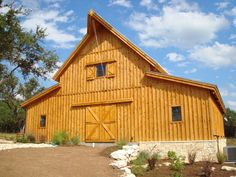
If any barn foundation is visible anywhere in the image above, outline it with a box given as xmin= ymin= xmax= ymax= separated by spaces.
xmin=139 ymin=139 xmax=226 ymax=162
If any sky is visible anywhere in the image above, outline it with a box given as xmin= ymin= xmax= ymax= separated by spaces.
xmin=6 ymin=0 xmax=236 ymax=110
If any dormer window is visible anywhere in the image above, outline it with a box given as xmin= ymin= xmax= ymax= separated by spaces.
xmin=96 ymin=63 xmax=106 ymax=77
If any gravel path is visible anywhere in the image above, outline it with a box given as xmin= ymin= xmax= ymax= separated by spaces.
xmin=0 ymin=145 xmax=120 ymax=177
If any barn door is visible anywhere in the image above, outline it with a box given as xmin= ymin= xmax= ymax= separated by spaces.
xmin=85 ymin=104 xmax=117 ymax=142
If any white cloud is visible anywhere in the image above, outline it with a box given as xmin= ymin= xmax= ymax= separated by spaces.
xmin=127 ymin=1 xmax=228 ymax=49
xmin=166 ymin=52 xmax=185 ymax=62
xmin=177 ymin=61 xmax=189 ymax=67
xmin=233 ymin=19 xmax=236 ymax=27
xmin=215 ymin=2 xmax=229 ymax=10
xmin=228 ymin=100 xmax=236 ymax=110
xmin=229 ymin=34 xmax=236 ymax=40
xmin=22 ymin=9 xmax=79 ymax=49
xmin=226 ymin=7 xmax=236 ymax=16
xmin=109 ymin=0 xmax=132 ymax=8
xmin=229 ymin=83 xmax=236 ymax=89
xmin=0 ymin=6 xmax=10 ymax=14
xmin=184 ymin=68 xmax=197 ymax=74
xmin=189 ymin=42 xmax=236 ymax=68
xmin=79 ymin=27 xmax=87 ymax=35
xmin=15 ymin=94 xmax=24 ymax=100
xmin=140 ymin=0 xmax=158 ymax=10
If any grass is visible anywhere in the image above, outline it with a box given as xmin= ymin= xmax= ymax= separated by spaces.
xmin=0 ymin=133 xmax=16 ymax=141
xmin=227 ymin=138 xmax=236 ymax=146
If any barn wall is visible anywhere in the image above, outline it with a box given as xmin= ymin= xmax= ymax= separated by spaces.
xmin=209 ymin=96 xmax=224 ymax=137
xmin=25 ymin=81 xmax=215 ymax=142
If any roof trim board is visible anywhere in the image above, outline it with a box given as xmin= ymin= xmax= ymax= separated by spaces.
xmin=53 ymin=10 xmax=167 ymax=81
xmin=146 ymin=71 xmax=226 ymax=113
xmin=21 ymin=84 xmax=61 ymax=108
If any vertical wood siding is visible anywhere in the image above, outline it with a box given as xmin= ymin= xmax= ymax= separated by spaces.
xmin=25 ymin=27 xmax=222 ymax=142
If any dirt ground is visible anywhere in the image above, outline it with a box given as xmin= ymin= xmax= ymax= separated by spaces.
xmin=0 ymin=146 xmax=120 ymax=177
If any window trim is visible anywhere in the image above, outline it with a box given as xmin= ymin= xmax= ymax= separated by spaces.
xmin=171 ymin=105 xmax=182 ymax=123
xmin=39 ymin=115 xmax=46 ymax=128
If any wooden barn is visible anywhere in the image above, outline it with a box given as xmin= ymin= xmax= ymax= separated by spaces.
xmin=21 ymin=10 xmax=225 ymax=148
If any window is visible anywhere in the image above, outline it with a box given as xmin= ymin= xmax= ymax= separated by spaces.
xmin=96 ymin=63 xmax=106 ymax=77
xmin=172 ymin=106 xmax=182 ymax=122
xmin=40 ymin=115 xmax=46 ymax=127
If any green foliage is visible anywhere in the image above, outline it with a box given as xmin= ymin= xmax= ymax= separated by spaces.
xmin=0 ymin=133 xmax=16 ymax=141
xmin=224 ymin=108 xmax=236 ymax=126
xmin=131 ymin=165 xmax=146 ymax=176
xmin=168 ymin=151 xmax=177 ymax=160
xmin=16 ymin=135 xmax=28 ymax=143
xmin=152 ymin=152 xmax=161 ymax=161
xmin=147 ymin=152 xmax=161 ymax=170
xmin=227 ymin=138 xmax=236 ymax=146
xmin=131 ymin=151 xmax=149 ymax=166
xmin=173 ymin=172 xmax=183 ymax=177
xmin=216 ymin=151 xmax=226 ymax=164
xmin=116 ymin=139 xmax=128 ymax=149
xmin=70 ymin=136 xmax=80 ymax=145
xmin=52 ymin=131 xmax=69 ymax=145
xmin=188 ymin=150 xmax=197 ymax=165
xmin=26 ymin=134 xmax=35 ymax=143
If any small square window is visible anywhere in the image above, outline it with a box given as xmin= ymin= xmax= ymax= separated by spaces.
xmin=172 ymin=106 xmax=182 ymax=121
xmin=96 ymin=63 xmax=106 ymax=77
xmin=40 ymin=115 xmax=46 ymax=127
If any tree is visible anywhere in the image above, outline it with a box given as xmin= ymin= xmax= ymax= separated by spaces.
xmin=224 ymin=108 xmax=236 ymax=137
xmin=0 ymin=1 xmax=59 ymax=132
xmin=0 ymin=1 xmax=58 ymax=83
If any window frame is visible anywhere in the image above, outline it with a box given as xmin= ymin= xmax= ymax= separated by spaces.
xmin=171 ymin=106 xmax=182 ymax=122
xmin=40 ymin=115 xmax=46 ymax=128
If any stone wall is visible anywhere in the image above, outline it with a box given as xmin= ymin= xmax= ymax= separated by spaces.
xmin=139 ymin=139 xmax=226 ymax=162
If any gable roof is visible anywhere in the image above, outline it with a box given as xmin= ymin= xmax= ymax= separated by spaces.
xmin=53 ymin=10 xmax=167 ymax=82
xmin=21 ymin=84 xmax=61 ymax=108
xmin=146 ymin=71 xmax=226 ymax=113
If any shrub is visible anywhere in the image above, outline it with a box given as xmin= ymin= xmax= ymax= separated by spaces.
xmin=131 ymin=165 xmax=146 ymax=176
xmin=52 ymin=131 xmax=69 ymax=145
xmin=132 ymin=151 xmax=149 ymax=166
xmin=70 ymin=136 xmax=80 ymax=145
xmin=168 ymin=151 xmax=177 ymax=160
xmin=216 ymin=151 xmax=226 ymax=164
xmin=39 ymin=135 xmax=46 ymax=143
xmin=170 ymin=156 xmax=185 ymax=172
xmin=201 ymin=161 xmax=213 ymax=177
xmin=16 ymin=136 xmax=28 ymax=143
xmin=27 ymin=134 xmax=35 ymax=143
xmin=173 ymin=172 xmax=183 ymax=177
xmin=116 ymin=139 xmax=128 ymax=149
xmin=188 ymin=150 xmax=197 ymax=165
xmin=152 ymin=152 xmax=161 ymax=161
xmin=147 ymin=152 xmax=161 ymax=170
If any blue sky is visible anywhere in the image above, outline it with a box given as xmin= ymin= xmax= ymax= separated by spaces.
xmin=9 ymin=0 xmax=236 ymax=110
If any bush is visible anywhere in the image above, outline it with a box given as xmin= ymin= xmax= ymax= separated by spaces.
xmin=216 ymin=151 xmax=226 ymax=164
xmin=173 ymin=172 xmax=183 ymax=177
xmin=147 ymin=152 xmax=161 ymax=170
xmin=116 ymin=139 xmax=128 ymax=149
xmin=201 ymin=161 xmax=213 ymax=177
xmin=27 ymin=134 xmax=35 ymax=143
xmin=52 ymin=131 xmax=69 ymax=145
xmin=170 ymin=156 xmax=185 ymax=172
xmin=70 ymin=136 xmax=80 ymax=145
xmin=16 ymin=136 xmax=28 ymax=143
xmin=131 ymin=165 xmax=146 ymax=176
xmin=131 ymin=151 xmax=149 ymax=166
xmin=168 ymin=151 xmax=177 ymax=160
xmin=188 ymin=150 xmax=197 ymax=165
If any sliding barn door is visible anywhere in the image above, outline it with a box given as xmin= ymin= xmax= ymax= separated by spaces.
xmin=85 ymin=104 xmax=117 ymax=142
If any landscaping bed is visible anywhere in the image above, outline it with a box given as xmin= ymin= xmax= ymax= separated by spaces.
xmin=142 ymin=160 xmax=236 ymax=177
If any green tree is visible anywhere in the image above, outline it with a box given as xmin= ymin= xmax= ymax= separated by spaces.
xmin=224 ymin=108 xmax=236 ymax=127
xmin=0 ymin=1 xmax=58 ymax=83
xmin=0 ymin=1 xmax=58 ymax=132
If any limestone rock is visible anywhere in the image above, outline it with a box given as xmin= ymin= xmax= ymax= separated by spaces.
xmin=163 ymin=162 xmax=171 ymax=166
xmin=121 ymin=173 xmax=136 ymax=177
xmin=110 ymin=160 xmax=127 ymax=169
xmin=221 ymin=166 xmax=236 ymax=171
xmin=120 ymin=167 xmax=131 ymax=174
xmin=110 ymin=150 xmax=128 ymax=160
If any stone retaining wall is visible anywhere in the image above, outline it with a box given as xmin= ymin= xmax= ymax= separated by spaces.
xmin=139 ymin=139 xmax=226 ymax=162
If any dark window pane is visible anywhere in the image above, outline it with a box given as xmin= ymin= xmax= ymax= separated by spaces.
xmin=40 ymin=115 xmax=46 ymax=127
xmin=96 ymin=63 xmax=106 ymax=77
xmin=172 ymin=106 xmax=182 ymax=121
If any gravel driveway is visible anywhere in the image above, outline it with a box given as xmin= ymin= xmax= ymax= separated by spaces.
xmin=0 ymin=146 xmax=120 ymax=177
